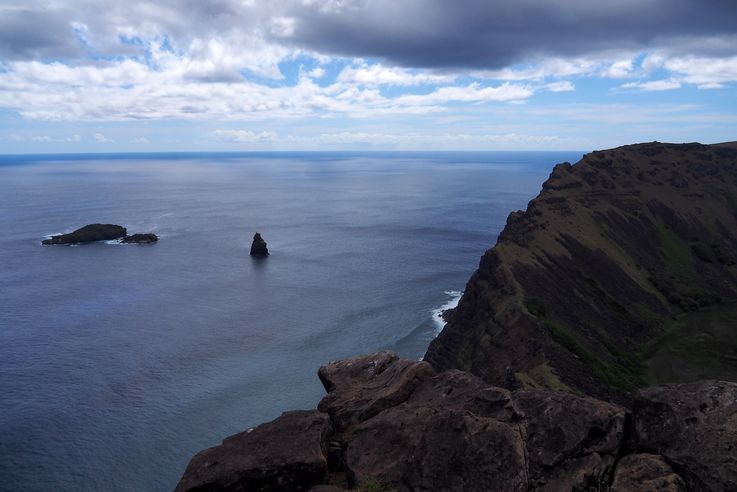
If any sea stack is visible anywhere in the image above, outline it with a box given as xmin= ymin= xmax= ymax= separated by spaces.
xmin=250 ymin=232 xmax=269 ymax=256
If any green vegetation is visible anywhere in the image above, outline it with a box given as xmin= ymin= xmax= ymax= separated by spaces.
xmin=544 ymin=319 xmax=646 ymax=391
xmin=656 ymin=223 xmax=696 ymax=283
xmin=515 ymin=363 xmax=576 ymax=393
xmin=644 ymin=303 xmax=737 ymax=384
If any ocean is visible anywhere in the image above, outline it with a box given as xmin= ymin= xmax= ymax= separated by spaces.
xmin=0 ymin=151 xmax=582 ymax=491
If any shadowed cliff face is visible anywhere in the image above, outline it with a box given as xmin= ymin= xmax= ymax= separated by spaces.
xmin=425 ymin=141 xmax=737 ymax=401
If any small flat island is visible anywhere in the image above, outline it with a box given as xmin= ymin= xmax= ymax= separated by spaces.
xmin=42 ymin=224 xmax=158 ymax=245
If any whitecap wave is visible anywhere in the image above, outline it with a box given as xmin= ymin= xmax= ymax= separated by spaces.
xmin=431 ymin=290 xmax=463 ymax=335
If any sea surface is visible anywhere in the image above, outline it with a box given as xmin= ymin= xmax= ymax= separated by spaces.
xmin=0 ymin=151 xmax=582 ymax=491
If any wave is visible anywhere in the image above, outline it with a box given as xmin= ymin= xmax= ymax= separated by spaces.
xmin=430 ymin=290 xmax=463 ymax=335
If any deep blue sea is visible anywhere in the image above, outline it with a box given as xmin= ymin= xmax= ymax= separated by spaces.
xmin=0 ymin=151 xmax=582 ymax=491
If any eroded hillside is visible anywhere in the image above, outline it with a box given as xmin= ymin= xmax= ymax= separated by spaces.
xmin=425 ymin=141 xmax=737 ymax=401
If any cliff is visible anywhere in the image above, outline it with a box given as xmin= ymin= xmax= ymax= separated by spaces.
xmin=426 ymin=141 xmax=737 ymax=401
xmin=175 ymin=142 xmax=737 ymax=491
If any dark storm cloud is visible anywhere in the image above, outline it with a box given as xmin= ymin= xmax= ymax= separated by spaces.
xmin=1 ymin=0 xmax=735 ymax=70
xmin=0 ymin=9 xmax=82 ymax=60
xmin=280 ymin=0 xmax=737 ymax=68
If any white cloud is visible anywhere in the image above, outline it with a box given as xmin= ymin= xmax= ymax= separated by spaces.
xmin=131 ymin=137 xmax=149 ymax=143
xmin=94 ymin=132 xmax=112 ymax=142
xmin=337 ymin=63 xmax=454 ymax=86
xmin=620 ymin=78 xmax=682 ymax=91
xmin=544 ymin=81 xmax=575 ymax=92
xmin=306 ymin=67 xmax=326 ymax=79
xmin=0 ymin=58 xmax=540 ymax=122
xmin=2 ymin=133 xmax=81 ymax=142
xmin=206 ymin=129 xmax=278 ymax=142
xmin=394 ymin=83 xmax=534 ymax=106
xmin=283 ymin=131 xmax=560 ymax=148
xmin=602 ymin=59 xmax=636 ymax=78
xmin=476 ymin=57 xmax=600 ymax=81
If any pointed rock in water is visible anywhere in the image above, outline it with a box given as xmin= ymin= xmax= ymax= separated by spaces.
xmin=250 ymin=232 xmax=269 ymax=256
xmin=42 ymin=224 xmax=127 ymax=245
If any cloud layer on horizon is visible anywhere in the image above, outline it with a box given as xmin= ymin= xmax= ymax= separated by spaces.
xmin=0 ymin=0 xmax=735 ymax=150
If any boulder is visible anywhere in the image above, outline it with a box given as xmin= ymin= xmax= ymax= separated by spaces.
xmin=42 ymin=224 xmax=126 ymax=244
xmin=513 ymin=390 xmax=627 ymax=490
xmin=250 ymin=232 xmax=269 ymax=256
xmin=317 ymin=351 xmax=434 ymax=433
xmin=174 ymin=410 xmax=331 ymax=492
xmin=611 ymin=454 xmax=686 ymax=492
xmin=346 ymin=406 xmax=527 ymax=491
xmin=630 ymin=380 xmax=737 ymax=491
xmin=121 ymin=233 xmax=158 ymax=244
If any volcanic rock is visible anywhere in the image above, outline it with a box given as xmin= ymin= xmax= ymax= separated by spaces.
xmin=250 ymin=232 xmax=269 ymax=256
xmin=174 ymin=410 xmax=331 ymax=492
xmin=176 ymin=352 xmax=737 ymax=491
xmin=425 ymin=141 xmax=737 ymax=401
xmin=630 ymin=380 xmax=737 ymax=491
xmin=611 ymin=454 xmax=686 ymax=492
xmin=42 ymin=224 xmax=127 ymax=244
xmin=317 ymin=350 xmax=433 ymax=433
xmin=121 ymin=233 xmax=158 ymax=244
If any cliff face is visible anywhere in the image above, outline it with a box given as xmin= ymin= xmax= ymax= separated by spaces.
xmin=425 ymin=142 xmax=737 ymax=401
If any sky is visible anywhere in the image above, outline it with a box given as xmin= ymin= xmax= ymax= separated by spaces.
xmin=0 ymin=0 xmax=736 ymax=152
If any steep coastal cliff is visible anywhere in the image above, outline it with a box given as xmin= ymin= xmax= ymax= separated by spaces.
xmin=426 ymin=141 xmax=737 ymax=401
xmin=176 ymin=142 xmax=737 ymax=491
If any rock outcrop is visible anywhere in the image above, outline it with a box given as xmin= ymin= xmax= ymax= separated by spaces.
xmin=177 ymin=352 xmax=737 ymax=491
xmin=42 ymin=224 xmax=127 ymax=244
xmin=425 ymin=142 xmax=737 ymax=401
xmin=175 ymin=410 xmax=331 ymax=492
xmin=630 ymin=380 xmax=737 ymax=491
xmin=121 ymin=233 xmax=158 ymax=244
xmin=42 ymin=224 xmax=158 ymax=245
xmin=250 ymin=232 xmax=269 ymax=256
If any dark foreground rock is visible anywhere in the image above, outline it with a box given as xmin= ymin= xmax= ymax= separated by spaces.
xmin=250 ymin=232 xmax=269 ymax=256
xmin=121 ymin=233 xmax=158 ymax=244
xmin=42 ymin=224 xmax=127 ymax=244
xmin=177 ymin=352 xmax=735 ymax=491
xmin=175 ymin=410 xmax=331 ymax=492
xmin=611 ymin=454 xmax=686 ymax=492
xmin=631 ymin=380 xmax=737 ymax=491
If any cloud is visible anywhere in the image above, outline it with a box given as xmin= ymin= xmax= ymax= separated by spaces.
xmin=287 ymin=132 xmax=560 ymax=147
xmin=1 ymin=133 xmax=81 ymax=142
xmin=94 ymin=132 xmax=111 ymax=142
xmin=544 ymin=81 xmax=575 ymax=92
xmin=337 ymin=63 xmax=454 ymax=86
xmin=644 ymin=53 xmax=737 ymax=88
xmin=620 ymin=78 xmax=682 ymax=91
xmin=0 ymin=0 xmax=734 ymax=131
xmin=206 ymin=129 xmax=278 ymax=142
xmin=0 ymin=58 xmax=539 ymax=121
xmin=281 ymin=0 xmax=737 ymax=69
xmin=131 ymin=136 xmax=149 ymax=143
xmin=394 ymin=83 xmax=534 ymax=106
